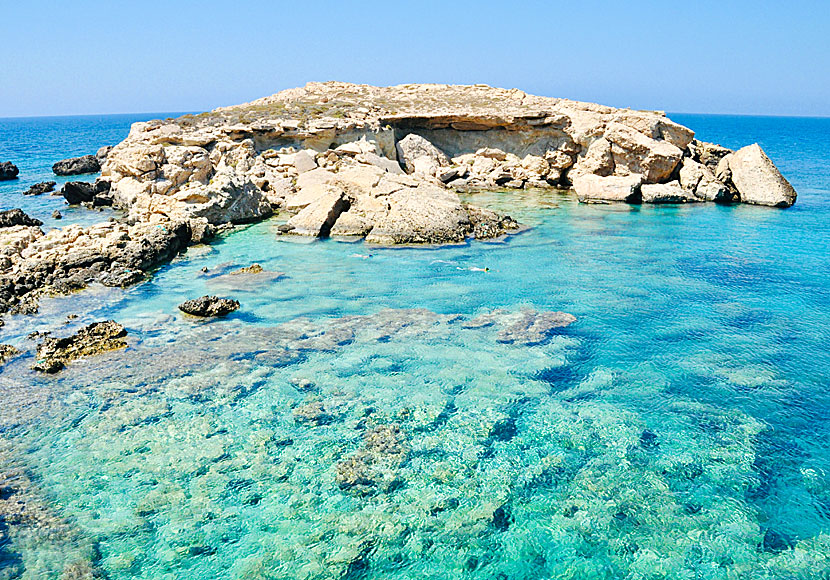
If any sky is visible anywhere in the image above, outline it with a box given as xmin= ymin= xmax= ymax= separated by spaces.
xmin=1 ymin=0 xmax=828 ymax=118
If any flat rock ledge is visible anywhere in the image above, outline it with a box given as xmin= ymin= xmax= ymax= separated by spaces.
xmin=33 ymin=320 xmax=127 ymax=373
xmin=178 ymin=295 xmax=240 ymax=317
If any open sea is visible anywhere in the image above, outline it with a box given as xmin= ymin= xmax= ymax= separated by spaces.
xmin=0 ymin=112 xmax=829 ymax=579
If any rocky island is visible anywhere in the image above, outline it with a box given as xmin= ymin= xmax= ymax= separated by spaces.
xmin=0 ymin=82 xmax=798 ymax=319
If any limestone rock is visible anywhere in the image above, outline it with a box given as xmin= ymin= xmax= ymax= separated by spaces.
xmin=678 ymin=158 xmax=732 ymax=203
xmin=365 ymin=184 xmax=470 ymax=245
xmin=52 ymin=155 xmax=101 ymax=176
xmin=572 ymin=174 xmax=642 ymax=204
xmin=178 ymin=295 xmax=240 ymax=317
xmin=33 ymin=320 xmax=127 ymax=373
xmin=719 ymin=144 xmax=797 ymax=208
xmin=0 ymin=162 xmax=19 ymax=181
xmin=396 ymin=134 xmax=450 ymax=176
xmin=640 ymin=181 xmax=700 ymax=203
xmin=286 ymin=190 xmax=350 ymax=237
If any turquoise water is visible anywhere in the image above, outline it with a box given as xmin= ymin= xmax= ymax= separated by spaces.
xmin=1 ymin=113 xmax=829 ymax=579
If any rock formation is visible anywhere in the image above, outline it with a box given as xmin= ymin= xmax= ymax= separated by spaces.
xmin=0 ymin=209 xmax=42 ymax=228
xmin=0 ymin=220 xmax=190 ymax=315
xmin=178 ymin=295 xmax=240 ymax=317
xmin=22 ymin=181 xmax=56 ymax=196
xmin=33 ymin=320 xmax=127 ymax=373
xmin=98 ymin=82 xmax=796 ymax=245
xmin=52 ymin=155 xmax=100 ymax=176
xmin=0 ymin=161 xmax=19 ymax=181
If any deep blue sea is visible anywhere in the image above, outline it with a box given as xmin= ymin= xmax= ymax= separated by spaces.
xmin=0 ymin=112 xmax=829 ymax=579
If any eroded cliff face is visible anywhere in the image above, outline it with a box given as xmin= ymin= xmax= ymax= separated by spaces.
xmin=100 ymin=82 xmax=796 ymax=246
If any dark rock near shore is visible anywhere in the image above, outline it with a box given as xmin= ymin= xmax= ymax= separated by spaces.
xmin=23 ymin=181 xmax=56 ymax=196
xmin=60 ymin=180 xmax=111 ymax=205
xmin=0 ymin=209 xmax=42 ymax=228
xmin=0 ymin=162 xmax=19 ymax=181
xmin=33 ymin=320 xmax=127 ymax=373
xmin=0 ymin=344 xmax=20 ymax=365
xmin=178 ymin=295 xmax=240 ymax=317
xmin=52 ymin=155 xmax=101 ymax=176
xmin=52 ymin=210 xmax=62 ymax=219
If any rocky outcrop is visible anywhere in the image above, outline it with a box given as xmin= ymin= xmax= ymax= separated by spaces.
xmin=178 ymin=295 xmax=239 ymax=317
xmin=22 ymin=181 xmax=56 ymax=196
xmin=52 ymin=155 xmax=100 ymax=176
xmin=0 ymin=209 xmax=42 ymax=228
xmin=0 ymin=161 xmax=19 ymax=181
xmin=33 ymin=320 xmax=127 ymax=373
xmin=99 ymin=83 xmax=795 ymax=235
xmin=0 ymin=220 xmax=190 ymax=315
xmin=716 ymin=144 xmax=797 ymax=208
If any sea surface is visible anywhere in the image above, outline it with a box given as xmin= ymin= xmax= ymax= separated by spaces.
xmin=0 ymin=112 xmax=829 ymax=579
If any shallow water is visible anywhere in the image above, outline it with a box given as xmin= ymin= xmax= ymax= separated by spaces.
xmin=1 ymin=113 xmax=829 ymax=579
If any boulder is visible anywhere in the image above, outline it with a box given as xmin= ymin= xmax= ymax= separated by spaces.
xmin=33 ymin=320 xmax=127 ymax=373
xmin=178 ymin=295 xmax=240 ymax=317
xmin=365 ymin=184 xmax=471 ymax=245
xmin=285 ymin=190 xmax=351 ymax=237
xmin=719 ymin=144 xmax=797 ymax=208
xmin=604 ymin=122 xmax=683 ymax=182
xmin=61 ymin=181 xmax=95 ymax=204
xmin=52 ymin=155 xmax=101 ymax=176
xmin=0 ymin=209 xmax=43 ymax=228
xmin=572 ymin=174 xmax=642 ymax=203
xmin=23 ymin=181 xmax=56 ymax=196
xmin=395 ymin=134 xmax=450 ymax=176
xmin=641 ymin=181 xmax=701 ymax=204
xmin=0 ymin=162 xmax=18 ymax=181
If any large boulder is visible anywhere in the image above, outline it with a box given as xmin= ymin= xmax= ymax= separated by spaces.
xmin=53 ymin=155 xmax=101 ymax=176
xmin=395 ymin=134 xmax=450 ymax=176
xmin=0 ymin=162 xmax=19 ymax=181
xmin=60 ymin=181 xmax=111 ymax=205
xmin=718 ymin=144 xmax=797 ymax=208
xmin=365 ymin=184 xmax=471 ymax=245
xmin=285 ymin=190 xmax=350 ymax=236
xmin=572 ymin=174 xmax=642 ymax=203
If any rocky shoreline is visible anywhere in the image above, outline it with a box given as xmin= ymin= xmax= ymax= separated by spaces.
xmin=0 ymin=82 xmax=799 ymax=321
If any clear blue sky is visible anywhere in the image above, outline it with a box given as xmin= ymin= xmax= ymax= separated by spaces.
xmin=2 ymin=0 xmax=828 ymax=118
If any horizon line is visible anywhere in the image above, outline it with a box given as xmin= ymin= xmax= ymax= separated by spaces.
xmin=1 ymin=109 xmax=829 ymax=121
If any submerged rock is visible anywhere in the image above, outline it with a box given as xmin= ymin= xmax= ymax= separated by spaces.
xmin=22 ymin=181 xmax=56 ymax=196
xmin=0 ymin=161 xmax=19 ymax=181
xmin=463 ymin=308 xmax=577 ymax=345
xmin=52 ymin=155 xmax=100 ymax=176
xmin=0 ymin=209 xmax=42 ymax=228
xmin=178 ymin=295 xmax=240 ymax=317
xmin=33 ymin=320 xmax=127 ymax=373
xmin=335 ymin=424 xmax=408 ymax=496
xmin=229 ymin=263 xmax=263 ymax=275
